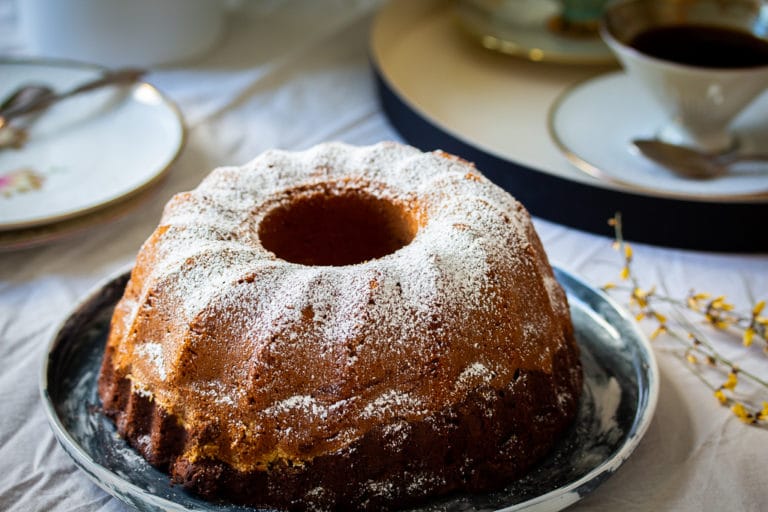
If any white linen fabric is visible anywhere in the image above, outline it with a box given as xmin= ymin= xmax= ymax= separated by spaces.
xmin=0 ymin=1 xmax=766 ymax=511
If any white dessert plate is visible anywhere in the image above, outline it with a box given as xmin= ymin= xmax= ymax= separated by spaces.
xmin=548 ymin=71 xmax=768 ymax=199
xmin=0 ymin=176 xmax=163 ymax=252
xmin=0 ymin=59 xmax=184 ymax=231
xmin=41 ymin=266 xmax=658 ymax=512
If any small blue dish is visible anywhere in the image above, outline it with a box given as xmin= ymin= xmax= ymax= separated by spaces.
xmin=40 ymin=266 xmax=658 ymax=511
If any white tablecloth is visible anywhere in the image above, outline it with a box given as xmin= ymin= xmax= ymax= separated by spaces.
xmin=1 ymin=1 xmax=766 ymax=511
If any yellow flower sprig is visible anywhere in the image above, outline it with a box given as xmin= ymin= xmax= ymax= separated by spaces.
xmin=603 ymin=213 xmax=768 ymax=426
xmin=665 ymin=326 xmax=768 ymax=425
xmin=744 ymin=300 xmax=768 ymax=349
xmin=604 ymin=213 xmax=768 ymax=351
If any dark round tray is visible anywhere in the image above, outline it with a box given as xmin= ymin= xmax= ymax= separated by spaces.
xmin=369 ymin=0 xmax=768 ymax=252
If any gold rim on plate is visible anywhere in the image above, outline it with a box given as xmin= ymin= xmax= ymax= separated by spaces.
xmin=0 ymin=57 xmax=186 ymax=232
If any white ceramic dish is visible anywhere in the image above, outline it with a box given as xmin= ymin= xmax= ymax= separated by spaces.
xmin=20 ymin=0 xmax=224 ymax=68
xmin=0 ymin=59 xmax=184 ymax=230
xmin=454 ymin=0 xmax=614 ymax=65
xmin=0 ymin=176 xmax=162 ymax=252
xmin=548 ymin=71 xmax=768 ymax=199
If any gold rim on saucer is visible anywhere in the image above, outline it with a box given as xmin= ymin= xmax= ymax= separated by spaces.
xmin=453 ymin=0 xmax=616 ymax=65
xmin=547 ymin=73 xmax=768 ymax=201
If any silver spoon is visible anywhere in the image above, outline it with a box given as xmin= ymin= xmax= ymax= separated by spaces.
xmin=0 ymin=85 xmax=55 ymax=149
xmin=632 ymin=139 xmax=768 ymax=180
xmin=0 ymin=84 xmax=55 ymax=115
xmin=0 ymin=68 xmax=145 ymax=129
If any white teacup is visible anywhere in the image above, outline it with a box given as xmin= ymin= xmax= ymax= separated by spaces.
xmin=601 ymin=0 xmax=768 ymax=153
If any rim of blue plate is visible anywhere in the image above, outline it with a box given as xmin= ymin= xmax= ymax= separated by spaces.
xmin=39 ymin=264 xmax=658 ymax=512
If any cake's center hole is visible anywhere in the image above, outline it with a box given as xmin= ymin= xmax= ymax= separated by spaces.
xmin=258 ymin=191 xmax=418 ymax=266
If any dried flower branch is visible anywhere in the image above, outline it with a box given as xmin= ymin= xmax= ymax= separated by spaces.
xmin=603 ymin=213 xmax=768 ymax=425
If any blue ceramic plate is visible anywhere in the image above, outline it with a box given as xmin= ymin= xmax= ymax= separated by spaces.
xmin=40 ymin=266 xmax=658 ymax=511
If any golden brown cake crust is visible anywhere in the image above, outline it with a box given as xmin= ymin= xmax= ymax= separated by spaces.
xmin=98 ymin=142 xmax=582 ymax=510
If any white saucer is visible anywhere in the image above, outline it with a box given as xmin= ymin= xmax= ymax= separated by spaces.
xmin=0 ymin=59 xmax=184 ymax=231
xmin=454 ymin=0 xmax=614 ymax=65
xmin=548 ymin=72 xmax=768 ymax=200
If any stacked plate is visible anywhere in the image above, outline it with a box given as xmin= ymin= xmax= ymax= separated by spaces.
xmin=0 ymin=59 xmax=184 ymax=251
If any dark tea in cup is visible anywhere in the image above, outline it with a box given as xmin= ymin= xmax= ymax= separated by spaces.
xmin=628 ymin=24 xmax=768 ymax=68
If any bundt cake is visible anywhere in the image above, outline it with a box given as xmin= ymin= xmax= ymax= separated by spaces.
xmin=98 ymin=141 xmax=582 ymax=511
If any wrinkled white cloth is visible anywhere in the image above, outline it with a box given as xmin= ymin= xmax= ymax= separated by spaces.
xmin=1 ymin=1 xmax=766 ymax=511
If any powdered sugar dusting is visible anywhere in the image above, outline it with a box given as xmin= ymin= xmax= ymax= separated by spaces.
xmin=135 ymin=342 xmax=166 ymax=381
xmin=365 ymin=479 xmax=397 ymax=498
xmin=136 ymin=434 xmax=151 ymax=453
xmin=406 ymin=471 xmax=446 ymax=493
xmin=362 ymin=390 xmax=425 ymax=419
xmin=264 ymin=395 xmax=349 ymax=420
xmin=456 ymin=362 xmax=495 ymax=388
xmin=130 ymin=382 xmax=153 ymax=399
xmin=191 ymin=380 xmax=238 ymax=406
xmin=111 ymin=141 xmax=576 ymax=471
xmin=136 ymin=142 xmax=535 ymax=340
xmin=381 ymin=420 xmax=411 ymax=450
